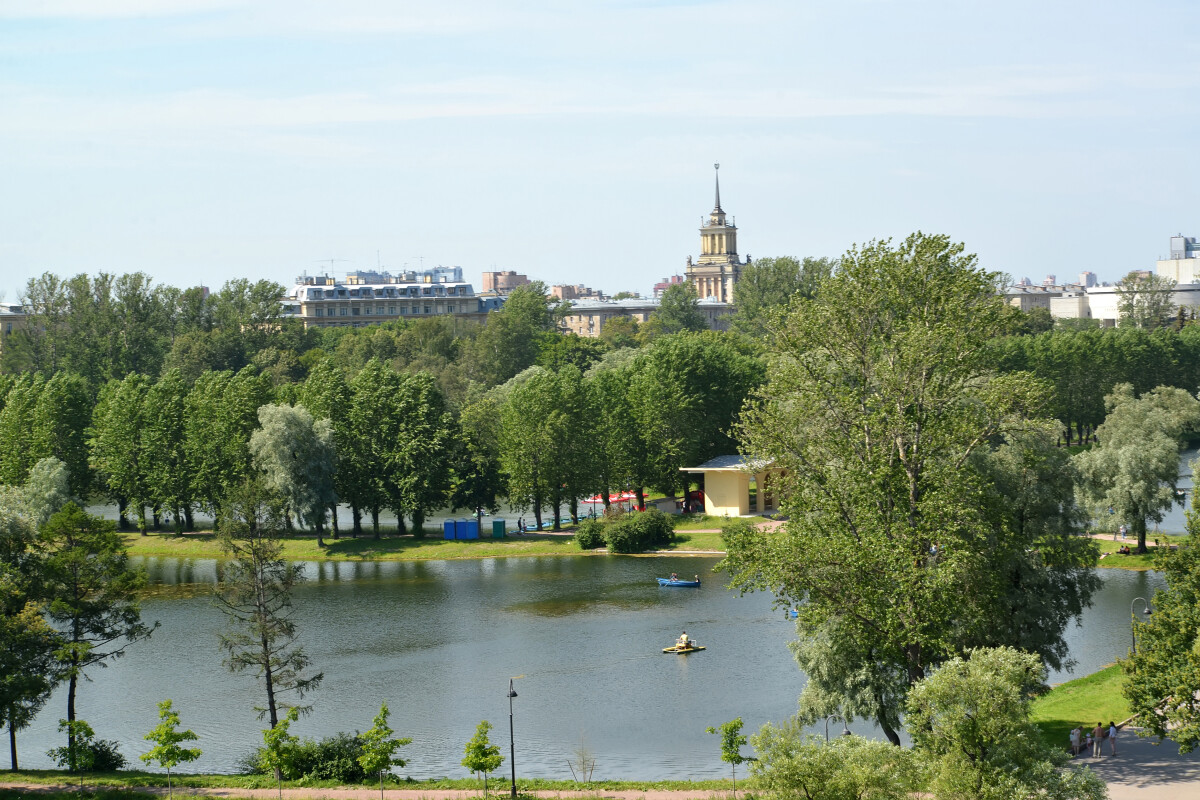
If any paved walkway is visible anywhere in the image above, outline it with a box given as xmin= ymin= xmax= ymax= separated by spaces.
xmin=1069 ymin=728 xmax=1200 ymax=800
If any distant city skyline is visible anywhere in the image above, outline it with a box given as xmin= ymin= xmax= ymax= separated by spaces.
xmin=3 ymin=0 xmax=1199 ymax=301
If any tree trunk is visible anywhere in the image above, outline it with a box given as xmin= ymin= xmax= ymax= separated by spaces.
xmin=352 ymin=506 xmax=362 ymax=537
xmin=118 ymin=498 xmax=130 ymax=531
xmin=8 ymin=714 xmax=18 ymax=770
xmin=1135 ymin=517 xmax=1148 ymax=555
xmin=67 ymin=671 xmax=78 ymax=771
xmin=184 ymin=506 xmax=195 ymax=532
xmin=397 ymin=515 xmax=408 ymax=535
xmin=878 ymin=717 xmax=901 ymax=746
xmin=371 ymin=508 xmax=380 ymax=539
xmin=412 ymin=509 xmax=425 ymax=537
xmin=635 ymin=487 xmax=646 ymax=511
xmin=316 ymin=517 xmax=325 ymax=548
xmin=330 ymin=503 xmax=340 ymax=539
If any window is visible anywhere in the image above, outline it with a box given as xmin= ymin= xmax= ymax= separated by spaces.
xmin=352 ymin=307 xmax=361 ymax=316
xmin=315 ymin=308 xmax=324 ymax=317
xmin=424 ymin=306 xmax=431 ymax=315
xmin=339 ymin=307 xmax=348 ymax=316
xmin=400 ymin=306 xmax=408 ymax=314
xmin=388 ymin=306 xmax=396 ymax=315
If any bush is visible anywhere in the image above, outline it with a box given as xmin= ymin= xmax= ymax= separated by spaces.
xmin=575 ymin=520 xmax=605 ymax=550
xmin=604 ymin=509 xmax=675 ymax=554
xmin=88 ymin=740 xmax=128 ymax=772
xmin=241 ymin=732 xmax=370 ymax=782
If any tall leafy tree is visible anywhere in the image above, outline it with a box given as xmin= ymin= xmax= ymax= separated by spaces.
xmin=0 ymin=485 xmax=60 ymax=770
xmin=498 ymin=368 xmax=561 ymax=531
xmin=90 ymin=374 xmax=152 ymax=533
xmin=142 ymin=369 xmax=194 ymax=531
xmin=468 ymin=282 xmax=564 ymax=386
xmin=40 ymin=503 xmax=155 ymax=768
xmin=720 ymin=233 xmax=1092 ymax=744
xmin=298 ymin=358 xmax=352 ymax=538
xmin=31 ymin=372 xmax=93 ymax=500
xmin=0 ymin=374 xmax=46 ymax=487
xmin=450 ymin=390 xmax=504 ymax=525
xmin=730 ymin=255 xmax=835 ymax=339
xmin=640 ymin=282 xmax=707 ymax=341
xmin=1116 ymin=270 xmax=1177 ymax=329
xmin=388 ymin=372 xmax=454 ymax=534
xmin=215 ymin=481 xmax=323 ymax=729
xmin=461 ymin=720 xmax=503 ymax=798
xmin=1074 ymin=383 xmax=1200 ymax=553
xmin=907 ymin=647 xmax=1106 ymax=800
xmin=249 ymin=404 xmax=337 ymax=546
xmin=1123 ymin=525 xmax=1200 ymax=752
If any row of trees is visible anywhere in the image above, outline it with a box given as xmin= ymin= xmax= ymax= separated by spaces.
xmin=0 ymin=323 xmax=764 ymax=538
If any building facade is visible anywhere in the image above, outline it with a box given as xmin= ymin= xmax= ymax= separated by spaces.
xmin=481 ymin=270 xmax=531 ymax=294
xmin=560 ymin=297 xmax=730 ymax=337
xmin=684 ymin=164 xmax=748 ymax=302
xmin=287 ymin=267 xmax=492 ymax=328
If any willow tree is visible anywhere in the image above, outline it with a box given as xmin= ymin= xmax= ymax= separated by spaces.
xmin=720 ymin=233 xmax=1097 ymax=744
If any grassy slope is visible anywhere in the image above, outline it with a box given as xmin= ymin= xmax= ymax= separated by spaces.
xmin=1030 ymin=663 xmax=1129 ymax=748
xmin=120 ymin=524 xmax=728 ymax=562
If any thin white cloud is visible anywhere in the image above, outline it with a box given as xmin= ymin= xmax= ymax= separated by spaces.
xmin=0 ymin=0 xmax=240 ymax=18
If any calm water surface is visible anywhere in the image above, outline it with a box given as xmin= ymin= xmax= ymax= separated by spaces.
xmin=15 ymin=556 xmax=1164 ymax=779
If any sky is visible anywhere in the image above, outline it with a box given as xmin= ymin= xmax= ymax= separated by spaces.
xmin=2 ymin=0 xmax=1199 ymax=300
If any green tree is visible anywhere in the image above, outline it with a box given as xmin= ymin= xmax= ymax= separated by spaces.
xmin=249 ymin=404 xmax=337 ymax=546
xmin=640 ymin=282 xmax=707 ymax=341
xmin=357 ymin=703 xmax=411 ymax=800
xmin=41 ymin=503 xmax=155 ymax=769
xmin=298 ymin=358 xmax=352 ymax=538
xmin=141 ymin=369 xmax=194 ymax=531
xmin=597 ymin=315 xmax=639 ymax=349
xmin=450 ymin=390 xmax=504 ymax=526
xmin=469 ymin=282 xmax=565 ymax=385
xmin=704 ymin=717 xmax=748 ymax=793
xmin=1074 ymin=383 xmax=1200 ymax=553
xmin=720 ymin=233 xmax=1086 ymax=744
xmin=140 ymin=699 xmax=202 ymax=799
xmin=215 ymin=482 xmax=323 ymax=731
xmin=1122 ymin=526 xmax=1200 ymax=752
xmin=90 ymin=374 xmax=152 ymax=533
xmin=1116 ymin=270 xmax=1177 ymax=329
xmin=30 ymin=372 xmax=93 ymax=500
xmin=261 ymin=706 xmax=300 ymax=791
xmin=730 ymin=255 xmax=835 ymax=339
xmin=0 ymin=374 xmax=46 ymax=487
xmin=907 ymin=647 xmax=1106 ymax=800
xmin=628 ymin=332 xmax=763 ymax=500
xmin=750 ymin=722 xmax=917 ymax=800
xmin=461 ymin=720 xmax=504 ymax=797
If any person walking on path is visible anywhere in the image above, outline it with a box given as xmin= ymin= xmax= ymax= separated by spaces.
xmin=1093 ymin=723 xmax=1105 ymax=758
xmin=1108 ymin=721 xmax=1118 ymax=756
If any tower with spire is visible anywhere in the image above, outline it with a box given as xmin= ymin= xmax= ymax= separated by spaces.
xmin=685 ymin=163 xmax=747 ymax=302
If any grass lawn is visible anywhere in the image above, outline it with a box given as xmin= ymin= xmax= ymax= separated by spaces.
xmin=1030 ymin=663 xmax=1130 ymax=749
xmin=1093 ymin=534 xmax=1179 ymax=571
xmin=0 ymin=770 xmax=735 ymax=796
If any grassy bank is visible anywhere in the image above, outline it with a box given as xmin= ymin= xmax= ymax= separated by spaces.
xmin=1094 ymin=535 xmax=1179 ymax=571
xmin=120 ymin=524 xmax=728 ymax=562
xmin=0 ymin=770 xmax=733 ymax=796
xmin=1030 ymin=663 xmax=1130 ymax=748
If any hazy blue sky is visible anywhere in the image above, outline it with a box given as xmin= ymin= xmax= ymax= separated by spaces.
xmin=3 ymin=0 xmax=1198 ymax=299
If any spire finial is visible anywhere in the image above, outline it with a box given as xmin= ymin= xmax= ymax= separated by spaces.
xmin=713 ymin=162 xmax=721 ymax=211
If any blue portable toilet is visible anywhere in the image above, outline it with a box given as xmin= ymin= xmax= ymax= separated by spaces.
xmin=443 ymin=520 xmax=456 ymax=540
xmin=456 ymin=518 xmax=479 ymax=540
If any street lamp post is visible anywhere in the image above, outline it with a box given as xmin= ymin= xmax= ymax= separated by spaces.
xmin=824 ymin=714 xmax=850 ymax=743
xmin=507 ymin=679 xmax=518 ymax=799
xmin=1130 ymin=597 xmax=1152 ymax=655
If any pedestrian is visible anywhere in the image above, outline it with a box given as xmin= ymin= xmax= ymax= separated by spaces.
xmin=1070 ymin=726 xmax=1082 ymax=756
xmin=1108 ymin=721 xmax=1118 ymax=755
xmin=1119 ymin=524 xmax=1127 ymax=540
xmin=1092 ymin=722 xmax=1104 ymax=758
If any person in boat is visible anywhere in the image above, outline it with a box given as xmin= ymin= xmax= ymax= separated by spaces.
xmin=677 ymin=630 xmax=691 ymax=649
xmin=670 ymin=572 xmax=679 ymax=581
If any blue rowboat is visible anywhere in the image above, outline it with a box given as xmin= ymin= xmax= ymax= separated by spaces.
xmin=657 ymin=578 xmax=700 ymax=587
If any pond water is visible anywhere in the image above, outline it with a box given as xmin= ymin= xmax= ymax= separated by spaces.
xmin=13 ymin=556 xmax=1165 ymax=780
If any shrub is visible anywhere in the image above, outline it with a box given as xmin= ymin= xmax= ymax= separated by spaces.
xmin=575 ymin=520 xmax=605 ymax=550
xmin=241 ymin=732 xmax=370 ymax=782
xmin=604 ymin=509 xmax=675 ymax=554
xmin=88 ymin=740 xmax=128 ymax=772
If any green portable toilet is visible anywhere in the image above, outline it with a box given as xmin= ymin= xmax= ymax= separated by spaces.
xmin=492 ymin=519 xmax=506 ymax=538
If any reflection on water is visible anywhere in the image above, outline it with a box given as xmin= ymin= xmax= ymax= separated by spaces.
xmin=14 ymin=555 xmax=1165 ymax=780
